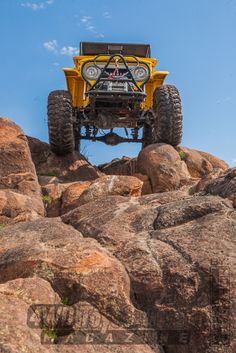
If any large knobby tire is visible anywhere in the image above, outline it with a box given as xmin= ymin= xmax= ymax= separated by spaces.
xmin=47 ymin=90 xmax=75 ymax=155
xmin=142 ymin=85 xmax=183 ymax=148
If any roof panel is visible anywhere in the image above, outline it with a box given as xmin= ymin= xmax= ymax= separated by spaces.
xmin=80 ymin=42 xmax=151 ymax=58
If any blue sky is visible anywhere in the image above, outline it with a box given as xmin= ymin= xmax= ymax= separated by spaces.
xmin=0 ymin=0 xmax=236 ymax=165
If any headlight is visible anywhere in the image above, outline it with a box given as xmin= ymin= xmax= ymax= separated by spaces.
xmin=83 ymin=65 xmax=100 ymax=80
xmin=132 ymin=66 xmax=149 ymax=81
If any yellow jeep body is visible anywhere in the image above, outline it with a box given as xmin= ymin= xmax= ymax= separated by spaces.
xmin=47 ymin=43 xmax=183 ymax=154
xmin=63 ymin=50 xmax=169 ymax=110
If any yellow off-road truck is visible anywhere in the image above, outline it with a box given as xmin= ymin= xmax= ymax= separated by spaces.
xmin=47 ymin=42 xmax=183 ymax=154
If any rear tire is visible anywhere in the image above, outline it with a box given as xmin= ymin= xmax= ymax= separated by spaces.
xmin=48 ymin=90 xmax=75 ymax=155
xmin=142 ymin=85 xmax=183 ymax=148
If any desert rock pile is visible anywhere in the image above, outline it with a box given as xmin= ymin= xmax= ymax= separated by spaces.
xmin=0 ymin=116 xmax=235 ymax=353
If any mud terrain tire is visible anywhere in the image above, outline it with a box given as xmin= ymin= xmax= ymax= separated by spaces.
xmin=48 ymin=90 xmax=75 ymax=155
xmin=142 ymin=85 xmax=183 ymax=148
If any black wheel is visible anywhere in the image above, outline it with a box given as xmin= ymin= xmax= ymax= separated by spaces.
xmin=47 ymin=90 xmax=75 ymax=155
xmin=142 ymin=85 xmax=183 ymax=148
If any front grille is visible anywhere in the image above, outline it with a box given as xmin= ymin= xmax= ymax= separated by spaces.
xmin=99 ymin=81 xmax=131 ymax=92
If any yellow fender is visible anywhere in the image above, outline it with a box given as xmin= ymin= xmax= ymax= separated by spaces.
xmin=145 ymin=71 xmax=169 ymax=108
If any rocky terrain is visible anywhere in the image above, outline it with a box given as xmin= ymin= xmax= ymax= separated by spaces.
xmin=0 ymin=117 xmax=235 ymax=353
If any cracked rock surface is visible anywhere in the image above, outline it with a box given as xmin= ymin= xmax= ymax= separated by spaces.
xmin=0 ymin=117 xmax=235 ymax=353
xmin=62 ymin=192 xmax=236 ymax=353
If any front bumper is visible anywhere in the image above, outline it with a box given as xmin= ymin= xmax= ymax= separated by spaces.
xmin=87 ymin=90 xmax=146 ymax=102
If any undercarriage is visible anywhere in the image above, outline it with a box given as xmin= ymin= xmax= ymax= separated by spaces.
xmin=74 ymin=109 xmax=155 ymax=146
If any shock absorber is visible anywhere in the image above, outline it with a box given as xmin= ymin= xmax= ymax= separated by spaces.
xmin=85 ymin=125 xmax=91 ymax=137
xmin=92 ymin=127 xmax=98 ymax=139
xmin=131 ymin=127 xmax=139 ymax=141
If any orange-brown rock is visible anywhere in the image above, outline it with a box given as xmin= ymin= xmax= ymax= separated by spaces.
xmin=134 ymin=173 xmax=152 ymax=195
xmin=176 ymin=146 xmax=228 ymax=178
xmin=98 ymin=159 xmax=152 ymax=195
xmin=0 ymin=218 xmax=140 ymax=326
xmin=41 ymin=181 xmax=92 ymax=217
xmin=41 ymin=183 xmax=63 ymax=217
xmin=61 ymin=181 xmax=92 ymax=214
xmin=137 ymin=143 xmax=191 ymax=192
xmin=0 ymin=190 xmax=43 ymax=225
xmin=0 ymin=118 xmax=44 ymax=223
xmin=27 ymin=136 xmax=101 ymax=182
xmin=1 ymin=119 xmax=235 ymax=353
xmin=192 ymin=168 xmax=225 ymax=193
xmin=0 ymin=282 xmax=157 ymax=353
xmin=62 ymin=192 xmax=236 ymax=353
xmin=204 ymin=167 xmax=236 ymax=207
xmin=99 ymin=146 xmax=229 ymax=197
xmin=197 ymin=150 xmax=229 ymax=171
xmin=42 ymin=182 xmax=80 ymax=217
xmin=0 ymin=277 xmax=61 ymax=347
xmin=0 ymin=277 xmax=61 ymax=305
xmin=0 ymin=119 xmax=40 ymax=196
xmin=74 ymin=175 xmax=143 ymax=207
xmin=176 ymin=146 xmax=213 ymax=178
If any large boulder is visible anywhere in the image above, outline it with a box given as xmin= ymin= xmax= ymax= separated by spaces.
xmin=197 ymin=150 xmax=229 ymax=171
xmin=0 ymin=190 xmax=43 ymax=224
xmin=98 ymin=158 xmax=152 ymax=195
xmin=0 ymin=119 xmax=41 ymax=197
xmin=61 ymin=181 xmax=92 ymax=214
xmin=176 ymin=146 xmax=228 ymax=178
xmin=0 ymin=218 xmax=142 ymax=326
xmin=62 ymin=192 xmax=235 ymax=353
xmin=0 ymin=291 xmax=50 ymax=353
xmin=0 ymin=118 xmax=44 ymax=223
xmin=73 ymin=175 xmax=143 ymax=207
xmin=0 ymin=278 xmax=158 ymax=353
xmin=0 ymin=217 xmax=161 ymax=352
xmin=99 ymin=146 xmax=229 ymax=195
xmin=191 ymin=168 xmax=225 ymax=193
xmin=0 ymin=118 xmax=40 ymax=197
xmin=42 ymin=175 xmax=143 ymax=216
xmin=204 ymin=168 xmax=236 ymax=207
xmin=137 ymin=143 xmax=191 ymax=192
xmin=27 ymin=136 xmax=101 ymax=183
xmin=42 ymin=181 xmax=92 ymax=217
xmin=151 ymin=196 xmax=235 ymax=353
xmin=63 ymin=195 xmax=166 ymax=305
xmin=0 ymin=277 xmax=60 ymax=305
